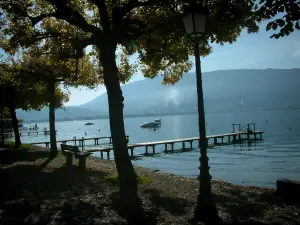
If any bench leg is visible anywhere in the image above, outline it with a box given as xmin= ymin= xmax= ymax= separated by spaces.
xmin=79 ymin=157 xmax=86 ymax=171
xmin=66 ymin=154 xmax=73 ymax=168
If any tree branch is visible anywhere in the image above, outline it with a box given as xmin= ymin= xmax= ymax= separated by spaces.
xmin=89 ymin=0 xmax=111 ymax=30
xmin=45 ymin=0 xmax=100 ymax=34
xmin=113 ymin=0 xmax=160 ymax=20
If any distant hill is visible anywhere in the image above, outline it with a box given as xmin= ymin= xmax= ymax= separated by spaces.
xmin=80 ymin=68 xmax=300 ymax=114
xmin=17 ymin=68 xmax=300 ymax=122
xmin=16 ymin=106 xmax=103 ymax=122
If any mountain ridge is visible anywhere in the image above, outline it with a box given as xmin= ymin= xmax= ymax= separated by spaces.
xmin=17 ymin=68 xmax=300 ymax=122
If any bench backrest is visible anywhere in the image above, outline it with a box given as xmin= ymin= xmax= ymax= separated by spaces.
xmin=61 ymin=144 xmax=79 ymax=154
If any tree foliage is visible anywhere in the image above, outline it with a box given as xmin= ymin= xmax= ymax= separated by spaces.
xmin=255 ymin=0 xmax=300 ymax=38
xmin=0 ymin=0 xmax=260 ymax=84
xmin=0 ymin=59 xmax=66 ymax=111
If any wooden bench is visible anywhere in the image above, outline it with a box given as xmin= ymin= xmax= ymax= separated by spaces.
xmin=61 ymin=144 xmax=91 ymax=170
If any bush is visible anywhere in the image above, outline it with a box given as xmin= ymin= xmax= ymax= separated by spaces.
xmin=104 ymin=174 xmax=151 ymax=185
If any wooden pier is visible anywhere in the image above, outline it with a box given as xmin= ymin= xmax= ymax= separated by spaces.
xmin=87 ymin=130 xmax=264 ymax=160
xmin=4 ymin=130 xmax=56 ymax=138
xmin=30 ymin=135 xmax=129 ymax=149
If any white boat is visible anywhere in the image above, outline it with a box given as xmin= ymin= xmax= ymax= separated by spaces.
xmin=140 ymin=119 xmax=161 ymax=128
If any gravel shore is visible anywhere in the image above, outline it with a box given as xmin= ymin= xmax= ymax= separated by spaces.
xmin=0 ymin=148 xmax=299 ymax=225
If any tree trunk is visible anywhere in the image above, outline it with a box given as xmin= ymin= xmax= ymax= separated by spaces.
xmin=9 ymin=105 xmax=21 ymax=148
xmin=0 ymin=109 xmax=4 ymax=148
xmin=49 ymin=81 xmax=58 ymax=156
xmin=99 ymin=42 xmax=143 ymax=220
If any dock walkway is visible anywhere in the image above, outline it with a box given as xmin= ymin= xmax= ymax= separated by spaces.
xmin=87 ymin=131 xmax=264 ymax=160
xmin=31 ymin=135 xmax=129 ymax=148
xmin=4 ymin=130 xmax=55 ymax=137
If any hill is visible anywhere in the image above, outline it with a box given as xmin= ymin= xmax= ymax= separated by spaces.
xmin=17 ymin=68 xmax=300 ymax=122
xmin=79 ymin=68 xmax=300 ymax=114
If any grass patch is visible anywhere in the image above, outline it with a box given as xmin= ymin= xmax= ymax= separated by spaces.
xmin=104 ymin=174 xmax=151 ymax=185
xmin=4 ymin=141 xmax=33 ymax=150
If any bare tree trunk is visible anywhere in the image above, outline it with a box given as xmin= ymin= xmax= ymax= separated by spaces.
xmin=9 ymin=105 xmax=21 ymax=148
xmin=49 ymin=81 xmax=58 ymax=156
xmin=0 ymin=108 xmax=4 ymax=148
xmin=99 ymin=42 xmax=143 ymax=221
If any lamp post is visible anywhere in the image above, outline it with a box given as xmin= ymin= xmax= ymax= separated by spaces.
xmin=182 ymin=3 xmax=220 ymax=223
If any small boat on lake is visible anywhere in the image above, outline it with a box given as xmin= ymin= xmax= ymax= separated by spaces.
xmin=140 ymin=119 xmax=161 ymax=128
xmin=84 ymin=122 xmax=95 ymax=126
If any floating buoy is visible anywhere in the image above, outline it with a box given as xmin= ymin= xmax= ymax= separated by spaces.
xmin=153 ymin=128 xmax=156 ymax=131
xmin=266 ymin=120 xmax=268 ymax=123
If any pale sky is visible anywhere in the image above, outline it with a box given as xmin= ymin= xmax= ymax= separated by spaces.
xmin=66 ymin=23 xmax=300 ymax=106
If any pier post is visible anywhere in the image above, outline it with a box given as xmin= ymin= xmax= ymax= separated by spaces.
xmin=171 ymin=143 xmax=174 ymax=152
xmin=165 ymin=144 xmax=168 ymax=151
xmin=190 ymin=141 xmax=193 ymax=149
xmin=94 ymin=139 xmax=96 ymax=145
xmin=233 ymin=135 xmax=236 ymax=144
xmin=107 ymin=151 xmax=110 ymax=160
xmin=152 ymin=145 xmax=155 ymax=154
xmin=221 ymin=137 xmax=224 ymax=144
xmin=145 ymin=146 xmax=148 ymax=155
xmin=100 ymin=151 xmax=103 ymax=159
xmin=228 ymin=136 xmax=231 ymax=143
xmin=109 ymin=137 xmax=112 ymax=144
xmin=254 ymin=134 xmax=257 ymax=141
xmin=28 ymin=132 xmax=30 ymax=135
xmin=81 ymin=137 xmax=84 ymax=151
xmin=214 ymin=138 xmax=217 ymax=145
xmin=129 ymin=148 xmax=134 ymax=157
xmin=182 ymin=142 xmax=185 ymax=150
xmin=260 ymin=133 xmax=262 ymax=140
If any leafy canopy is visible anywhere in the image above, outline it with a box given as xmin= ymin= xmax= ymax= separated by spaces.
xmin=1 ymin=0 xmax=260 ymax=84
xmin=0 ymin=59 xmax=67 ymax=110
xmin=255 ymin=0 xmax=300 ymax=38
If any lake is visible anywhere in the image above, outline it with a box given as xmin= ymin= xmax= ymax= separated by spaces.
xmin=8 ymin=109 xmax=300 ymax=188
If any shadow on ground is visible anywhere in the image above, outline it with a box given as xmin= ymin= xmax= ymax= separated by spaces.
xmin=143 ymin=188 xmax=190 ymax=216
xmin=0 ymin=149 xmax=49 ymax=165
xmin=0 ymin=156 xmax=128 ymax=225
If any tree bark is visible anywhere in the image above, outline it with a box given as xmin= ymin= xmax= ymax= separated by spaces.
xmin=99 ymin=41 xmax=143 ymax=221
xmin=49 ymin=81 xmax=58 ymax=156
xmin=9 ymin=105 xmax=21 ymax=148
xmin=0 ymin=109 xmax=4 ymax=148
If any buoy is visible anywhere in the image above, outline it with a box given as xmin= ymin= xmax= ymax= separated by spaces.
xmin=153 ymin=128 xmax=156 ymax=131
xmin=266 ymin=120 xmax=268 ymax=123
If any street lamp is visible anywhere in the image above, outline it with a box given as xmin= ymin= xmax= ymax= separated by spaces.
xmin=182 ymin=3 xmax=220 ymax=223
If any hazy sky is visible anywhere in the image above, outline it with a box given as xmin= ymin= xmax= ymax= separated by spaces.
xmin=66 ymin=23 xmax=300 ymax=106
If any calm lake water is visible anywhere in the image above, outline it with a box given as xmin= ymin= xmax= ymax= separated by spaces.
xmin=8 ymin=109 xmax=300 ymax=188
